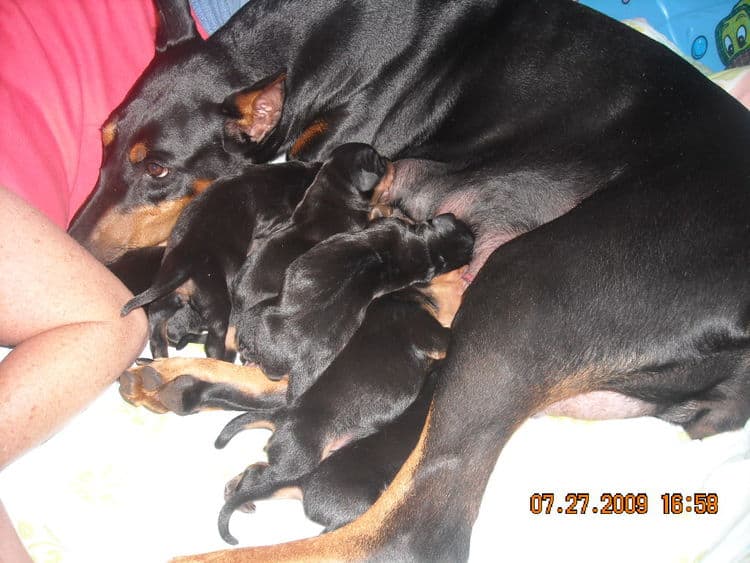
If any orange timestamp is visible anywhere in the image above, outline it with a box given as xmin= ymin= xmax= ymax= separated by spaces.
xmin=529 ymin=492 xmax=718 ymax=515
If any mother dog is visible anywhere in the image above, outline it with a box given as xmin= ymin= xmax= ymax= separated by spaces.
xmin=71 ymin=0 xmax=749 ymax=560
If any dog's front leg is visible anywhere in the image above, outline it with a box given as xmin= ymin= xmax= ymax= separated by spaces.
xmin=119 ymin=358 xmax=287 ymax=415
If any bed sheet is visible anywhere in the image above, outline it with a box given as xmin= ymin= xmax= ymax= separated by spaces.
xmin=1 ymin=344 xmax=749 ymax=563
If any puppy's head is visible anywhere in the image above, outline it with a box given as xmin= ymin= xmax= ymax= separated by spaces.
xmin=233 ymin=303 xmax=290 ymax=380
xmin=69 ymin=0 xmax=288 ymax=263
xmin=324 ymin=143 xmax=389 ymax=196
xmin=419 ymin=214 xmax=475 ymax=275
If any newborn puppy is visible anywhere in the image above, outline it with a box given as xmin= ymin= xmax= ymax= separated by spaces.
xmin=296 ymin=369 xmax=438 ymax=532
xmin=107 ymin=246 xmax=165 ymax=295
xmin=232 ymin=142 xmax=390 ymax=312
xmin=121 ymin=161 xmax=320 ymax=360
xmin=235 ymin=214 xmax=475 ymax=401
xmin=217 ymin=287 xmax=451 ymax=545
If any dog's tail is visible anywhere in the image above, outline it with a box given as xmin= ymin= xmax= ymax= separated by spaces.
xmin=218 ymin=462 xmax=295 ymax=545
xmin=215 ymin=407 xmax=280 ymax=449
xmin=120 ymin=250 xmax=191 ymax=316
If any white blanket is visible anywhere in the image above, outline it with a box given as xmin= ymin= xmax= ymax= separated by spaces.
xmin=1 ymin=345 xmax=748 ymax=562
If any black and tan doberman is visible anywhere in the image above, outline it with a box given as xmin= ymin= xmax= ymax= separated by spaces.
xmin=85 ymin=0 xmax=747 ymax=560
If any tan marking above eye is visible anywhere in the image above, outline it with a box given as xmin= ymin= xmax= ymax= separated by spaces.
xmin=101 ymin=121 xmax=117 ymax=147
xmin=192 ymin=178 xmax=213 ymax=193
xmin=290 ymin=119 xmax=328 ymax=157
xmin=129 ymin=142 xmax=148 ymax=164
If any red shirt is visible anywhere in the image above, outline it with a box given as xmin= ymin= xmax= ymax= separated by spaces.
xmin=0 ymin=0 xmax=157 ymax=228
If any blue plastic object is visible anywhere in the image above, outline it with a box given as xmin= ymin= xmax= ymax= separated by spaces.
xmin=580 ymin=0 xmax=749 ymax=70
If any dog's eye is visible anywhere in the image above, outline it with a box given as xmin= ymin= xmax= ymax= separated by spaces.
xmin=145 ymin=162 xmax=169 ymax=179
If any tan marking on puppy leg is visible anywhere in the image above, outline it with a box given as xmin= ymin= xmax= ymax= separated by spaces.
xmin=270 ymin=487 xmax=304 ymax=501
xmin=242 ymin=419 xmax=276 ymax=432
xmin=134 ymin=358 xmax=287 ymax=395
xmin=224 ymin=325 xmax=237 ymax=355
xmin=368 ymin=161 xmax=395 ymax=218
xmin=174 ymin=279 xmax=197 ymax=302
xmin=419 ymin=266 xmax=468 ymax=327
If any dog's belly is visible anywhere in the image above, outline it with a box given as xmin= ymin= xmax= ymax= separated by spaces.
xmin=389 ymin=159 xmax=594 ymax=283
xmin=540 ymin=391 xmax=657 ymax=420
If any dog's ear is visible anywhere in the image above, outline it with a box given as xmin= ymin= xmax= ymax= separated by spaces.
xmin=222 ymin=73 xmax=286 ymax=152
xmin=153 ymin=0 xmax=200 ymax=53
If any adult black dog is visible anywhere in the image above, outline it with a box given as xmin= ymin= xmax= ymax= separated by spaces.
xmin=83 ymin=0 xmax=748 ymax=560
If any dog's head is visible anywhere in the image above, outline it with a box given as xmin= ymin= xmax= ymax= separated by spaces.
xmin=418 ymin=214 xmax=475 ymax=275
xmin=69 ymin=0 xmax=287 ymax=263
xmin=323 ymin=143 xmax=390 ymax=196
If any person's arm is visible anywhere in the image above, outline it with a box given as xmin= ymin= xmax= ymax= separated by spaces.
xmin=0 ymin=187 xmax=148 ymax=469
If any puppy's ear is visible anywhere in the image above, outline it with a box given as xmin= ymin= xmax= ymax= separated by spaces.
xmin=153 ymin=0 xmax=200 ymax=53
xmin=222 ymin=73 xmax=286 ymax=152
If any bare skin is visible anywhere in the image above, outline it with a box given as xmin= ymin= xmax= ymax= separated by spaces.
xmin=0 ymin=187 xmax=148 ymax=560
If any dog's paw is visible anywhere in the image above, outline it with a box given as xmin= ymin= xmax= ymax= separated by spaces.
xmin=118 ymin=358 xmax=205 ymax=414
xmin=119 ymin=363 xmax=170 ymax=413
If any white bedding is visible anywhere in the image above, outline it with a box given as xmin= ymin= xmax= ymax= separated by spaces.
xmin=1 ymin=344 xmax=749 ymax=563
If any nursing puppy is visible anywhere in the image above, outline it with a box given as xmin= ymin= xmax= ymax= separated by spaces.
xmin=217 ymin=288 xmax=450 ymax=544
xmin=234 ymin=214 xmax=475 ymax=401
xmin=231 ymin=142 xmax=390 ymax=312
xmin=122 ymin=162 xmax=319 ymax=360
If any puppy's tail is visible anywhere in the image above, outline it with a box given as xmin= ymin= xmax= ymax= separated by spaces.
xmin=218 ymin=498 xmax=241 ymax=545
xmin=215 ymin=407 xmax=279 ymax=449
xmin=120 ymin=251 xmax=191 ymax=316
xmin=218 ymin=462 xmax=292 ymax=546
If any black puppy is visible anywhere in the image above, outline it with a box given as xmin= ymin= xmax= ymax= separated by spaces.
xmin=216 ymin=269 xmax=465 ymax=538
xmin=231 ymin=142 xmax=389 ymax=313
xmin=107 ymin=247 xmax=208 ymax=349
xmin=236 ymin=214 xmax=475 ymax=401
xmin=292 ymin=369 xmax=436 ymax=532
xmin=121 ymin=161 xmax=320 ymax=360
xmin=107 ymin=246 xmax=165 ymax=295
xmin=217 ymin=289 xmax=450 ymax=544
